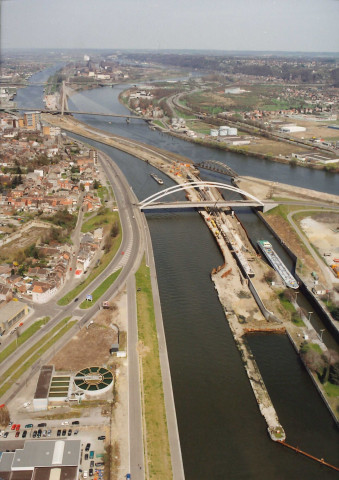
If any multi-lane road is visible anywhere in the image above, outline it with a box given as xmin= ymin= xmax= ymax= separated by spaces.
xmin=0 ymin=148 xmax=185 ymax=479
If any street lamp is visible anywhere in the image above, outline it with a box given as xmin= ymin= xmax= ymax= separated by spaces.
xmin=308 ymin=311 xmax=313 ymax=322
xmin=319 ymin=329 xmax=325 ymax=342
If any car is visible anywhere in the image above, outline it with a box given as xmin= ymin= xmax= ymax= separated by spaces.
xmin=89 ymin=468 xmax=93 ymax=476
xmin=25 ymin=424 xmax=33 ymax=429
xmin=22 ymin=430 xmax=27 ymax=438
xmin=84 ymin=454 xmax=88 ymax=461
xmin=32 ymin=431 xmax=37 ymax=438
xmin=68 ymin=429 xmax=72 ymax=436
xmin=23 ymin=402 xmax=30 ymax=408
xmin=37 ymin=429 xmax=42 ymax=438
xmin=71 ymin=420 xmax=79 ymax=425
xmin=4 ymin=432 xmax=9 ymax=438
xmin=83 ymin=472 xmax=88 ymax=479
xmin=15 ymin=424 xmax=20 ymax=431
xmin=61 ymin=421 xmax=69 ymax=426
xmin=95 ymin=462 xmax=104 ymax=467
xmin=74 ymin=298 xmax=79 ymax=302
xmin=15 ymin=431 xmax=20 ymax=438
xmin=8 ymin=422 xmax=13 ymax=427
xmin=90 ymin=461 xmax=94 ymax=468
xmin=42 ymin=430 xmax=47 ymax=437
xmin=89 ymin=451 xmax=94 ymax=460
xmin=85 ymin=443 xmax=91 ymax=451
xmin=47 ymin=429 xmax=51 ymax=437
xmin=11 ymin=424 xmax=16 ymax=430
xmin=62 ymin=429 xmax=66 ymax=436
xmin=57 ymin=430 xmax=61 ymax=437
xmin=38 ymin=423 xmax=46 ymax=428
xmin=74 ymin=429 xmax=78 ymax=435
xmin=98 ymin=435 xmax=106 ymax=440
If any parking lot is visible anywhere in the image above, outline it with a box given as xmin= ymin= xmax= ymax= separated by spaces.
xmin=0 ymin=422 xmax=108 ymax=479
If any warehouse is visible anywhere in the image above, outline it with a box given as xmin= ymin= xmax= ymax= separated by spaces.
xmin=0 ymin=300 xmax=28 ymax=335
xmin=279 ymin=124 xmax=306 ymax=133
xmin=0 ymin=440 xmax=81 ymax=480
xmin=0 ymin=439 xmax=81 ymax=479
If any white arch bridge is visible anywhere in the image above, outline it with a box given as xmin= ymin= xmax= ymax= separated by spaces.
xmin=138 ymin=181 xmax=267 ymax=211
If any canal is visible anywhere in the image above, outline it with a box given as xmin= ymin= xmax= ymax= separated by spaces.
xmin=16 ymin=73 xmax=339 ymax=479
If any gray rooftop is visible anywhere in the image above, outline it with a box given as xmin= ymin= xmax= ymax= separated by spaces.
xmin=11 ymin=440 xmax=81 ymax=471
xmin=0 ymin=301 xmax=27 ymax=321
xmin=0 ymin=452 xmax=15 ymax=472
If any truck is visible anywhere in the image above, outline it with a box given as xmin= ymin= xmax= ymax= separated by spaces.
xmin=89 ymin=451 xmax=94 ymax=460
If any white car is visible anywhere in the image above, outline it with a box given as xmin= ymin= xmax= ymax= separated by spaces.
xmin=83 ymin=471 xmax=88 ymax=479
xmin=23 ymin=402 xmax=30 ymax=408
xmin=61 ymin=421 xmax=69 ymax=426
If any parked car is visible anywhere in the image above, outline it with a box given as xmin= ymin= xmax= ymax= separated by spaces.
xmin=62 ymin=429 xmax=66 ymax=436
xmin=89 ymin=451 xmax=94 ymax=460
xmin=74 ymin=429 xmax=79 ymax=435
xmin=38 ymin=423 xmax=46 ymax=428
xmin=47 ymin=429 xmax=51 ymax=437
xmin=85 ymin=443 xmax=91 ymax=451
xmin=42 ymin=430 xmax=47 ymax=437
xmin=11 ymin=424 xmax=16 ymax=431
xmin=98 ymin=435 xmax=106 ymax=440
xmin=84 ymin=454 xmax=88 ymax=461
xmin=90 ymin=461 xmax=94 ymax=468
xmin=37 ymin=429 xmax=42 ymax=438
xmin=25 ymin=424 xmax=33 ymax=429
xmin=57 ymin=430 xmax=61 ymax=437
xmin=61 ymin=421 xmax=69 ymax=426
xmin=22 ymin=430 xmax=27 ymax=438
xmin=4 ymin=432 xmax=9 ymax=438
xmin=32 ymin=431 xmax=37 ymax=438
xmin=15 ymin=424 xmax=20 ymax=431
xmin=95 ymin=462 xmax=104 ymax=467
xmin=89 ymin=468 xmax=93 ymax=476
xmin=71 ymin=420 xmax=79 ymax=425
xmin=23 ymin=402 xmax=30 ymax=408
xmin=68 ymin=429 xmax=72 ymax=436
xmin=83 ymin=472 xmax=88 ymax=479
xmin=15 ymin=431 xmax=20 ymax=438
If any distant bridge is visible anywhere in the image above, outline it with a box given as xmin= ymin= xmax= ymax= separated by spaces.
xmin=194 ymin=160 xmax=239 ymax=178
xmin=1 ymin=107 xmax=151 ymax=121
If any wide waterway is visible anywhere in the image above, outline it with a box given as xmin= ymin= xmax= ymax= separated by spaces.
xmin=16 ymin=73 xmax=339 ymax=478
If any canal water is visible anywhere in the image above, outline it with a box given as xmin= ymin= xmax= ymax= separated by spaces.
xmin=17 ymin=74 xmax=339 ymax=479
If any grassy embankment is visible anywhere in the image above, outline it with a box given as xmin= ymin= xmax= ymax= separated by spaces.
xmin=0 ymin=317 xmax=50 ymax=364
xmin=58 ymin=209 xmax=122 ymax=305
xmin=79 ymin=268 xmax=122 ymax=309
xmin=135 ymin=257 xmax=172 ymax=479
xmin=0 ymin=317 xmax=75 ymax=397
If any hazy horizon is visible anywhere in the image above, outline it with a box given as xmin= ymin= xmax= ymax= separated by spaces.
xmin=2 ymin=0 xmax=339 ymax=53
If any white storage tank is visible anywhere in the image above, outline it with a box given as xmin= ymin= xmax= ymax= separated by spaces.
xmin=210 ymin=129 xmax=219 ymax=137
xmin=219 ymin=126 xmax=230 ymax=131
xmin=219 ymin=129 xmax=229 ymax=136
xmin=227 ymin=128 xmax=238 ymax=136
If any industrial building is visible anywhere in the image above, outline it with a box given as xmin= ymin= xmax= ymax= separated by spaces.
xmin=0 ymin=300 xmax=28 ymax=335
xmin=0 ymin=439 xmax=81 ymax=480
xmin=279 ymin=124 xmax=306 ymax=133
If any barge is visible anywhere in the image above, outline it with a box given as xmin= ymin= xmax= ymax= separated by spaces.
xmin=258 ymin=240 xmax=299 ymax=289
xmin=150 ymin=173 xmax=164 ymax=185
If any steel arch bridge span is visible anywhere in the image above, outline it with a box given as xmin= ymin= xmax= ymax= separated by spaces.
xmin=139 ymin=181 xmax=264 ymax=209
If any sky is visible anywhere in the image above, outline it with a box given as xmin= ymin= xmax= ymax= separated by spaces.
xmin=2 ymin=0 xmax=339 ymax=52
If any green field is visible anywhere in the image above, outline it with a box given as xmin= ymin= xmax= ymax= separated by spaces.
xmin=80 ymin=268 xmax=122 ymax=309
xmin=135 ymin=257 xmax=172 ymax=478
